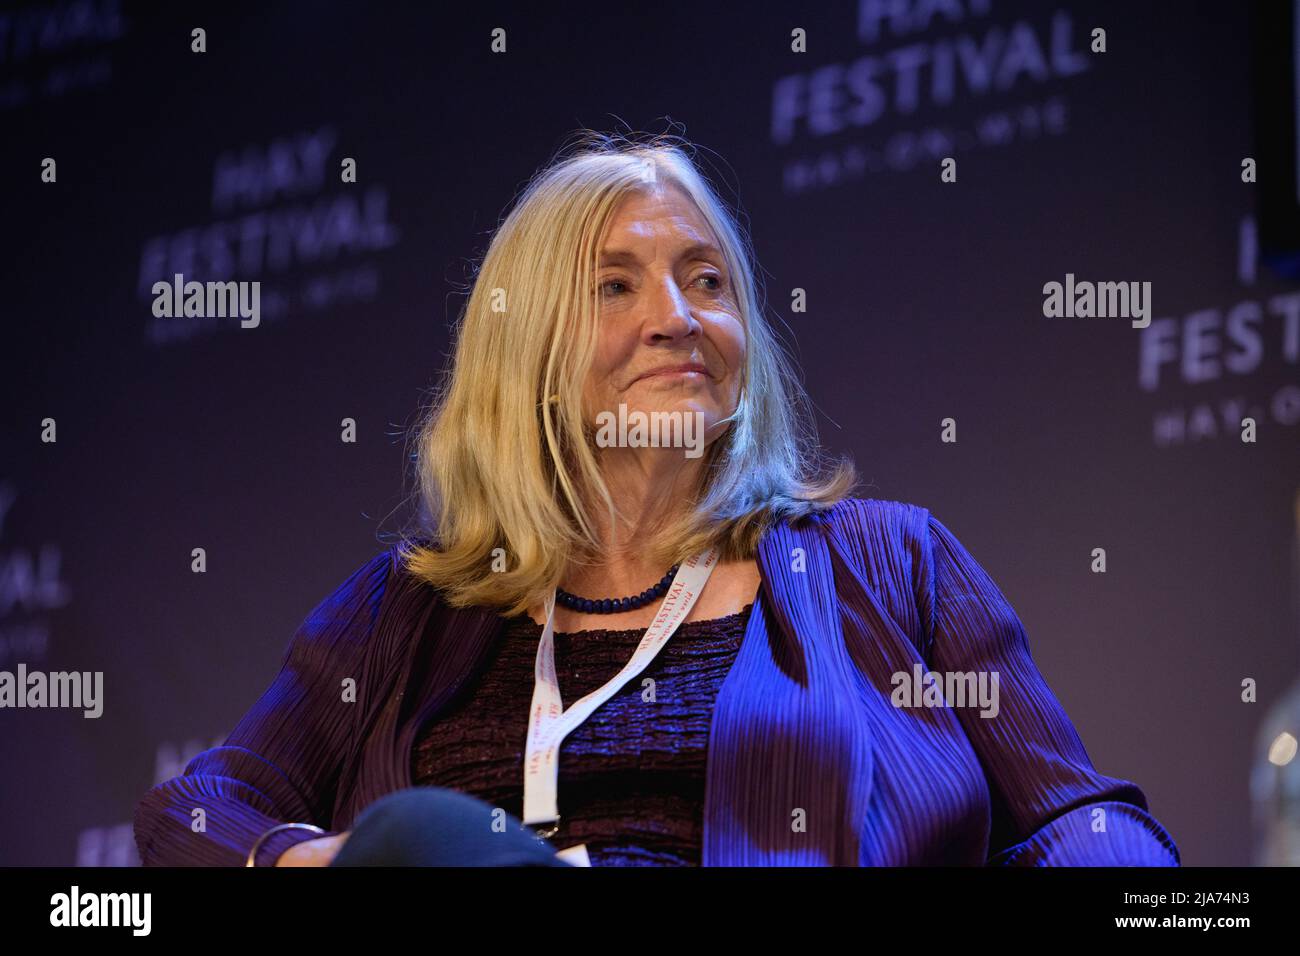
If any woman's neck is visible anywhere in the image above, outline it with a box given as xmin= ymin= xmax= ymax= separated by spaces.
xmin=562 ymin=447 xmax=705 ymax=597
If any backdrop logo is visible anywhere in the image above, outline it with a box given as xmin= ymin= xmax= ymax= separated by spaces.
xmin=1137 ymin=217 xmax=1300 ymax=447
xmin=772 ymin=0 xmax=1090 ymax=193
xmin=0 ymin=483 xmax=70 ymax=669
xmin=0 ymin=0 xmax=127 ymax=111
xmin=75 ymin=732 xmax=227 ymax=867
xmin=137 ymin=125 xmax=400 ymax=346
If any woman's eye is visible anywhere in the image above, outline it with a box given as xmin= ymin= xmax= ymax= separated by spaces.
xmin=599 ymin=273 xmax=722 ymax=297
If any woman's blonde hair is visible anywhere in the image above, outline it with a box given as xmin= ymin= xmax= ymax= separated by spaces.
xmin=398 ymin=129 xmax=857 ymax=614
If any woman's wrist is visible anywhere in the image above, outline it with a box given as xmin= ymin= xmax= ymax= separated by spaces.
xmin=274 ymin=831 xmax=351 ymax=866
xmin=245 ymin=822 xmax=327 ymax=867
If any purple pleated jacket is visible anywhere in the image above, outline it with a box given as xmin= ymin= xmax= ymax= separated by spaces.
xmin=133 ymin=497 xmax=1181 ymax=866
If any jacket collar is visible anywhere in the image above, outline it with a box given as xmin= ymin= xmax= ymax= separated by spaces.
xmin=359 ymin=504 xmax=877 ymax=864
xmin=702 ymin=506 xmax=874 ymax=864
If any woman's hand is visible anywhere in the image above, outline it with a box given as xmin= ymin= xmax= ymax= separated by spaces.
xmin=274 ymin=830 xmax=352 ymax=866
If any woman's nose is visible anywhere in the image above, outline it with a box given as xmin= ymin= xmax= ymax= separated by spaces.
xmin=644 ymin=276 xmax=699 ymax=339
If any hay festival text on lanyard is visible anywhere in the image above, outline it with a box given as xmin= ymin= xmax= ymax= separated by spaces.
xmin=522 ymin=547 xmax=720 ymax=866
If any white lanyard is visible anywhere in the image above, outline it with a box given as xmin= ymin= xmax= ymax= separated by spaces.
xmin=522 ymin=547 xmax=719 ymax=859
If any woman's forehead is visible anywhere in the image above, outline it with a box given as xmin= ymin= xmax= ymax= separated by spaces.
xmin=608 ymin=180 xmax=694 ymax=219
xmin=601 ymin=186 xmax=719 ymax=254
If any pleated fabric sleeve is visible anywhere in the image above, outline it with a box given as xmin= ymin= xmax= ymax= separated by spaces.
xmin=920 ymin=514 xmax=1180 ymax=866
xmin=133 ymin=550 xmax=394 ymax=866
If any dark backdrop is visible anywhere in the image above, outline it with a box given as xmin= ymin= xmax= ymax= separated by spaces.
xmin=1 ymin=0 xmax=1296 ymax=866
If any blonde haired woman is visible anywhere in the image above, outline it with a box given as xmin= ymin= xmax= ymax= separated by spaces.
xmin=134 ymin=131 xmax=1180 ymax=867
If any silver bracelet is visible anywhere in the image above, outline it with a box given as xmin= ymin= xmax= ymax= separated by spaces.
xmin=245 ymin=822 xmax=326 ymax=867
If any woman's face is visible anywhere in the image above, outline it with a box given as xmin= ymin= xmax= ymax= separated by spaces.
xmin=582 ymin=182 xmax=745 ymax=455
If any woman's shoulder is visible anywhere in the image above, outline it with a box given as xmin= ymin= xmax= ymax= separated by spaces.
xmin=308 ymin=545 xmax=404 ymax=628
xmin=303 ymin=536 xmax=444 ymax=631
xmin=820 ymin=497 xmax=1003 ymax=607
xmin=818 ymin=495 xmax=935 ymax=544
xmin=800 ymin=497 xmax=948 ymax=591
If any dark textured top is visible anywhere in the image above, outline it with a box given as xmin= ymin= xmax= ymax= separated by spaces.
xmin=410 ymin=604 xmax=755 ymax=865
